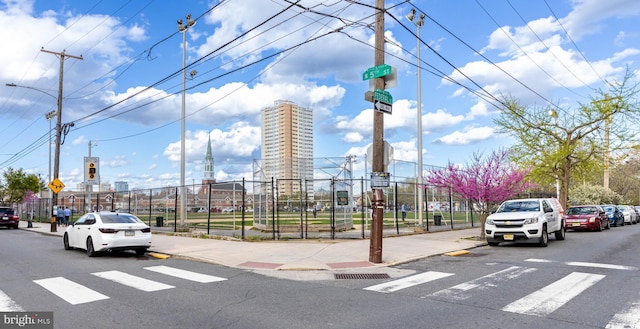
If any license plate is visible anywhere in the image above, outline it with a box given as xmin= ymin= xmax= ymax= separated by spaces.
xmin=503 ymin=234 xmax=514 ymax=241
xmin=124 ymin=230 xmax=134 ymax=237
xmin=572 ymin=222 xmax=580 ymax=226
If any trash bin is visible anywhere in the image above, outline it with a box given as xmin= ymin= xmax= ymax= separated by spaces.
xmin=156 ymin=216 xmax=163 ymax=227
xmin=434 ymin=214 xmax=442 ymax=226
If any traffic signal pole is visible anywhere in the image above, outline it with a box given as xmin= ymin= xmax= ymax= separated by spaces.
xmin=369 ymin=0 xmax=385 ymax=263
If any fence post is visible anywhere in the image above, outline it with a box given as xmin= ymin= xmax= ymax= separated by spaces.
xmin=449 ymin=187 xmax=454 ymax=229
xmin=241 ymin=179 xmax=245 ymax=240
xmin=207 ymin=183 xmax=212 ymax=235
xmin=395 ymin=182 xmax=399 ymax=234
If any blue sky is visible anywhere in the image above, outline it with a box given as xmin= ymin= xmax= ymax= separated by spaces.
xmin=0 ymin=0 xmax=639 ymax=191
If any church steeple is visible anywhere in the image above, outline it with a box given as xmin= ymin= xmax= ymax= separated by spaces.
xmin=203 ymin=134 xmax=215 ymax=182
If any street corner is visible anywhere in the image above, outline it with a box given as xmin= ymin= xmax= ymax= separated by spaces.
xmin=148 ymin=252 xmax=171 ymax=259
xmin=444 ymin=250 xmax=470 ymax=257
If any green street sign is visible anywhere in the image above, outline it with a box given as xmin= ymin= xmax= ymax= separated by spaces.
xmin=373 ymin=89 xmax=392 ymax=104
xmin=362 ymin=63 xmax=392 ymax=80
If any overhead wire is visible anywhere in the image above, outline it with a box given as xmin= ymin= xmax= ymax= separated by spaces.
xmin=542 ymin=0 xmax=608 ymax=85
xmin=475 ymin=0 xmax=588 ymax=100
xmin=503 ymin=0 xmax=592 ymax=91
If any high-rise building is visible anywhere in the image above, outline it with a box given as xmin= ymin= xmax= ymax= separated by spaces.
xmin=114 ymin=181 xmax=129 ymax=193
xmin=262 ymin=100 xmax=313 ymax=196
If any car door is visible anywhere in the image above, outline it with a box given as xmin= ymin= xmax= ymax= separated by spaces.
xmin=542 ymin=200 xmax=557 ymax=226
xmin=69 ymin=214 xmax=95 ymax=248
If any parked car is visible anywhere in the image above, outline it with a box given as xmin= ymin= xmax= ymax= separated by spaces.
xmin=564 ymin=205 xmax=609 ymax=231
xmin=221 ymin=207 xmax=235 ymax=213
xmin=485 ymin=198 xmax=565 ymax=247
xmin=601 ymin=205 xmax=624 ymax=227
xmin=63 ymin=212 xmax=151 ymax=257
xmin=618 ymin=205 xmax=638 ymax=225
xmin=0 ymin=207 xmax=19 ymax=229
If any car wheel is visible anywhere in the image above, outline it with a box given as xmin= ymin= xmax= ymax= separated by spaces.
xmin=539 ymin=225 xmax=548 ymax=247
xmin=135 ymin=248 xmax=147 ymax=256
xmin=554 ymin=222 xmax=566 ymax=240
xmin=86 ymin=237 xmax=97 ymax=257
xmin=63 ymin=233 xmax=72 ymax=250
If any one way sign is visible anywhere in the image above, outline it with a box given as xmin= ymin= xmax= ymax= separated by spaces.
xmin=374 ymin=100 xmax=392 ymax=114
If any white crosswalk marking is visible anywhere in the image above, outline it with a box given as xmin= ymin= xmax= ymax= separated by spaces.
xmin=0 ymin=289 xmax=24 ymax=311
xmin=606 ymin=298 xmax=640 ymax=329
xmin=502 ymin=272 xmax=605 ymax=317
xmin=430 ymin=266 xmax=537 ymax=301
xmin=92 ymin=271 xmax=174 ymax=292
xmin=144 ymin=266 xmax=227 ymax=283
xmin=33 ymin=277 xmax=110 ymax=305
xmin=364 ymin=271 xmax=454 ymax=293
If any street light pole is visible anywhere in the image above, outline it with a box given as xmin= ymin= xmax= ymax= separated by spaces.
xmin=177 ymin=14 xmax=196 ymax=227
xmin=406 ymin=9 xmax=425 ymax=227
xmin=45 ymin=110 xmax=57 ymax=202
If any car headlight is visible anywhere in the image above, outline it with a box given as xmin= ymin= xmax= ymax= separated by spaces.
xmin=589 ymin=217 xmax=596 ymax=223
xmin=486 ymin=218 xmax=494 ymax=225
xmin=523 ymin=217 xmax=539 ymax=224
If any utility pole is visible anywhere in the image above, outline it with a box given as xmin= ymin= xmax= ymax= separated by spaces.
xmin=41 ymin=48 xmax=82 ymax=232
xmin=369 ymin=0 xmax=385 ymax=263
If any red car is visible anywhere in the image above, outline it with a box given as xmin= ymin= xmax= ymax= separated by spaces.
xmin=0 ymin=207 xmax=20 ymax=229
xmin=565 ymin=205 xmax=609 ymax=231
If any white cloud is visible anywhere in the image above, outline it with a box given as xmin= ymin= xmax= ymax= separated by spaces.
xmin=434 ymin=126 xmax=495 ymax=145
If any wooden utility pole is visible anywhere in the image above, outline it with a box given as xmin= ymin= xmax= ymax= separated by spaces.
xmin=41 ymin=48 xmax=83 ymax=232
xmin=369 ymin=0 xmax=385 ymax=263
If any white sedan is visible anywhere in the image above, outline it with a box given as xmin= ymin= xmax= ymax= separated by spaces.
xmin=63 ymin=212 xmax=152 ymax=257
xmin=618 ymin=205 xmax=637 ymax=225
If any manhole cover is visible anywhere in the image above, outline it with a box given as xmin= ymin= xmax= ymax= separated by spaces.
xmin=334 ymin=273 xmax=390 ymax=280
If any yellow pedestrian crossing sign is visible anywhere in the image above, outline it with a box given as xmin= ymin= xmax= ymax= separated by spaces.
xmin=48 ymin=178 xmax=65 ymax=194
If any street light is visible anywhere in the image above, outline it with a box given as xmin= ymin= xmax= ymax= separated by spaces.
xmin=5 ymin=83 xmax=58 ymax=221
xmin=406 ymin=9 xmax=425 ymax=227
xmin=177 ymin=14 xmax=196 ymax=226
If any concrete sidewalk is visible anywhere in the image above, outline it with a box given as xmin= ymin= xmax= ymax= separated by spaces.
xmin=18 ymin=221 xmax=486 ymax=271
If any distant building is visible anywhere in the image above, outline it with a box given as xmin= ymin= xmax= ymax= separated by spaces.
xmin=195 ymin=134 xmax=250 ymax=211
xmin=114 ymin=181 xmax=129 ymax=193
xmin=261 ymin=100 xmax=313 ymax=197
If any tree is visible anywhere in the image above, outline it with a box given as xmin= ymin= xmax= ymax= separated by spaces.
xmin=424 ymin=149 xmax=530 ymax=240
xmin=496 ymin=69 xmax=640 ymax=211
xmin=569 ymin=184 xmax=624 ymax=205
xmin=2 ymin=168 xmax=41 ymax=204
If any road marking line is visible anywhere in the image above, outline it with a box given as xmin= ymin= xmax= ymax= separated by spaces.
xmin=364 ymin=271 xmax=454 ymax=293
xmin=33 ymin=277 xmax=109 ymax=305
xmin=430 ymin=266 xmax=536 ymax=301
xmin=0 ymin=289 xmax=24 ymax=311
xmin=502 ymin=272 xmax=605 ymax=317
xmin=524 ymin=258 xmax=553 ymax=263
xmin=606 ymin=298 xmax=640 ymax=329
xmin=566 ymin=262 xmax=637 ymax=271
xmin=144 ymin=266 xmax=227 ymax=283
xmin=525 ymin=259 xmax=636 ymax=271
xmin=92 ymin=270 xmax=174 ymax=292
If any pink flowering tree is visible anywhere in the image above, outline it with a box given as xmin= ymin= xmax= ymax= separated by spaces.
xmin=424 ymin=150 xmax=531 ymax=240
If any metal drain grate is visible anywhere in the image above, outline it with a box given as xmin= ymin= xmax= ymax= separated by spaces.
xmin=334 ymin=273 xmax=390 ymax=280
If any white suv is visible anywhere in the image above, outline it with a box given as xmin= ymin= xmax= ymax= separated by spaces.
xmin=485 ymin=198 xmax=566 ymax=247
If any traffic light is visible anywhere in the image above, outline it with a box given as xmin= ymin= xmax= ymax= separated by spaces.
xmin=88 ymin=162 xmax=96 ymax=179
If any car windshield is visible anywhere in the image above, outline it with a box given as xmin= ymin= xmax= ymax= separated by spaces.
xmin=603 ymin=207 xmax=615 ymax=213
xmin=100 ymin=213 xmax=143 ymax=224
xmin=497 ymin=201 xmax=540 ymax=212
xmin=0 ymin=208 xmax=14 ymax=215
xmin=567 ymin=207 xmax=597 ymax=215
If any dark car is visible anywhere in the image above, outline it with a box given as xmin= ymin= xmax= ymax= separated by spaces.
xmin=0 ymin=207 xmax=20 ymax=229
xmin=601 ymin=205 xmax=624 ymax=227
xmin=565 ymin=205 xmax=609 ymax=231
